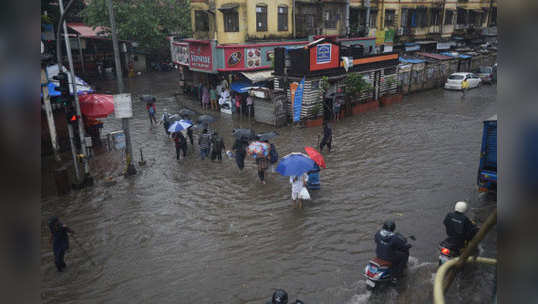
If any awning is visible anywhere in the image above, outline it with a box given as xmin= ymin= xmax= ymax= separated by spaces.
xmin=67 ymin=23 xmax=108 ymax=38
xmin=218 ymin=3 xmax=239 ymax=11
xmin=415 ymin=40 xmax=437 ymax=45
xmin=471 ymin=9 xmax=484 ymax=13
xmin=241 ymin=70 xmax=274 ymax=83
xmin=399 ymin=57 xmax=424 ymax=64
xmin=416 ymin=52 xmax=452 ymax=60
xmin=231 ymin=81 xmax=254 ymax=94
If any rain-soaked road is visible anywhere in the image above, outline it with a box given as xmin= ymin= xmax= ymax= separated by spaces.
xmin=41 ymin=71 xmax=497 ymax=304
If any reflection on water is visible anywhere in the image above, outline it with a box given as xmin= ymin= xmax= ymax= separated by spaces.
xmin=41 ymin=72 xmax=497 ymax=303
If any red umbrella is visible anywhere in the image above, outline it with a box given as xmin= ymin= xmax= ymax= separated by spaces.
xmin=304 ymin=146 xmax=326 ymax=168
xmin=78 ymin=94 xmax=114 ymax=118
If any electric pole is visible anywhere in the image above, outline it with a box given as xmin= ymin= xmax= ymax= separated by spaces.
xmin=106 ymin=0 xmax=137 ymax=175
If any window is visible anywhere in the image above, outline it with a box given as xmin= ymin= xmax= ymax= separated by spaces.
xmin=490 ymin=7 xmax=497 ymax=25
xmin=430 ymin=8 xmax=441 ymax=25
xmin=416 ymin=8 xmax=427 ymax=27
xmin=384 ymin=9 xmax=395 ymax=27
xmin=256 ymin=5 xmax=267 ymax=32
xmin=325 ymin=8 xmax=338 ymax=29
xmin=195 ymin=10 xmax=209 ymax=31
xmin=370 ymin=10 xmax=378 ymax=28
xmin=444 ymin=10 xmax=454 ymax=25
xmin=223 ymin=10 xmax=239 ymax=32
xmin=457 ymin=8 xmax=467 ymax=25
xmin=278 ymin=6 xmax=288 ymax=31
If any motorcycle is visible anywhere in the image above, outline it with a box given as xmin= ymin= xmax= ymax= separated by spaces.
xmin=438 ymin=239 xmax=460 ymax=266
xmin=364 ymin=235 xmax=415 ymax=291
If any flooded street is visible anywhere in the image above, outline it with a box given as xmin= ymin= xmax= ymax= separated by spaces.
xmin=41 ymin=72 xmax=497 ymax=303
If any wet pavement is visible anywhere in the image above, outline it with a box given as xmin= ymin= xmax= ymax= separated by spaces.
xmin=41 ymin=71 xmax=497 ymax=303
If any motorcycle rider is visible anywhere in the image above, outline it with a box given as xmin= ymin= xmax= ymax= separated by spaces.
xmin=374 ymin=220 xmax=411 ymax=281
xmin=266 ymin=289 xmax=304 ymax=304
xmin=443 ymin=201 xmax=479 ymax=253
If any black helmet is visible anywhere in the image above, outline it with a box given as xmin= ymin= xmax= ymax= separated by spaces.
xmin=272 ymin=289 xmax=288 ymax=304
xmin=383 ymin=220 xmax=395 ymax=232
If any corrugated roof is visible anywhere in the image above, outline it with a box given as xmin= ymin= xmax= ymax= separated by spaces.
xmin=67 ymin=23 xmax=108 ymax=38
xmin=416 ymin=52 xmax=452 ymax=60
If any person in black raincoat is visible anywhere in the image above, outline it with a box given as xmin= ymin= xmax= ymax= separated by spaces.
xmin=174 ymin=132 xmax=187 ymax=160
xmin=232 ymin=138 xmax=247 ymax=170
xmin=319 ymin=122 xmax=332 ymax=152
xmin=48 ymin=217 xmax=75 ymax=272
xmin=187 ymin=126 xmax=194 ymax=147
xmin=211 ymin=131 xmax=226 ymax=161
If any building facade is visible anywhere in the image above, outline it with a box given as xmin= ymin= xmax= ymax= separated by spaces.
xmin=349 ymin=0 xmax=497 ymax=49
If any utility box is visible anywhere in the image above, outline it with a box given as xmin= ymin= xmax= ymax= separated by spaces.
xmin=107 ymin=130 xmax=126 ymax=151
xmin=253 ymin=88 xmax=287 ymax=127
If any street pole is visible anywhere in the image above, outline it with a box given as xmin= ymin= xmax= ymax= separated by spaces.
xmin=57 ymin=0 xmax=89 ymax=185
xmin=106 ymin=0 xmax=137 ymax=175
xmin=78 ymin=36 xmax=86 ymax=74
xmin=365 ymin=0 xmax=370 ymax=36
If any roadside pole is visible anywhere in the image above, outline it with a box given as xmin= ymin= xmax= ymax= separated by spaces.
xmin=106 ymin=0 xmax=137 ymax=176
xmin=59 ymin=0 xmax=92 ymax=185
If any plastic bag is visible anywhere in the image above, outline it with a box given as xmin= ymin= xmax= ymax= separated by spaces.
xmin=299 ymin=187 xmax=310 ymax=200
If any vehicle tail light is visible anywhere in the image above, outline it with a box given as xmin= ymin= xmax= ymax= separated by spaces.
xmin=441 ymin=248 xmax=450 ymax=255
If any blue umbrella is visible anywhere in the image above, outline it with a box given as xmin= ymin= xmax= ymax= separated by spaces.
xmin=168 ymin=120 xmax=192 ymax=133
xmin=275 ymin=152 xmax=315 ymax=176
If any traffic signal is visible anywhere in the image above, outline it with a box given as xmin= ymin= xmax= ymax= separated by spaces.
xmin=53 ymin=72 xmax=69 ymax=96
xmin=65 ymin=106 xmax=78 ymax=124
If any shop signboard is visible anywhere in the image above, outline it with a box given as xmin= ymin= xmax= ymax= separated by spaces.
xmin=316 ymin=44 xmax=332 ymax=64
xmin=310 ymin=43 xmax=340 ymax=71
xmin=245 ymin=48 xmax=262 ymax=69
xmin=436 ymin=42 xmax=452 ymax=50
xmin=172 ymin=43 xmax=189 ymax=65
xmin=225 ymin=48 xmax=244 ymax=69
xmin=189 ymin=42 xmax=213 ymax=71
xmin=113 ymin=93 xmax=133 ymax=118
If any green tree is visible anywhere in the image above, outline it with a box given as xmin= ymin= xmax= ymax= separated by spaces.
xmin=82 ymin=0 xmax=191 ymax=55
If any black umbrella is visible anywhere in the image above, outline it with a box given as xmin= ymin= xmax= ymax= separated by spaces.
xmin=256 ymin=131 xmax=279 ymax=141
xmin=197 ymin=114 xmax=216 ymax=124
xmin=179 ymin=108 xmax=196 ymax=117
xmin=140 ymin=94 xmax=156 ymax=103
xmin=233 ymin=128 xmax=256 ymax=140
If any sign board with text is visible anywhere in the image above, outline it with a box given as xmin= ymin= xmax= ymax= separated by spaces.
xmin=189 ymin=42 xmax=213 ymax=71
xmin=114 ymin=93 xmax=133 ymax=118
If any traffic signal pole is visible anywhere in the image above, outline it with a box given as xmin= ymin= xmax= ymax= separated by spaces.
xmin=58 ymin=0 xmax=93 ymax=187
xmin=106 ymin=0 xmax=136 ymax=175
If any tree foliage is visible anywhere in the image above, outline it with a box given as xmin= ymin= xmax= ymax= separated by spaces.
xmin=81 ymin=0 xmax=191 ymax=54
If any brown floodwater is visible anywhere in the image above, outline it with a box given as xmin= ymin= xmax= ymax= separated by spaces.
xmin=41 ymin=71 xmax=497 ymax=303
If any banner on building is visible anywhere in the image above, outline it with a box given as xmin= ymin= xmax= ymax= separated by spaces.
xmin=293 ymin=78 xmax=305 ymax=122
xmin=189 ymin=42 xmax=213 ymax=71
xmin=376 ymin=30 xmax=385 ymax=45
xmin=172 ymin=43 xmax=189 ymax=65
xmin=316 ymin=44 xmax=332 ymax=64
xmin=225 ymin=48 xmax=244 ymax=69
xmin=384 ymin=29 xmax=395 ymax=43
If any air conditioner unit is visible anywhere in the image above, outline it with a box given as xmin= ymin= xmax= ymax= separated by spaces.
xmin=397 ymin=28 xmax=404 ymax=35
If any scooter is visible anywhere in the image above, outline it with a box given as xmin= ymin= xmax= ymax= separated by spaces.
xmin=364 ymin=235 xmax=415 ymax=291
xmin=438 ymin=239 xmax=460 ymax=266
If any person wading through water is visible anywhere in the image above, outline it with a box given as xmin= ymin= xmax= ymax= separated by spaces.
xmin=256 ymin=155 xmax=269 ymax=184
xmin=319 ymin=122 xmax=333 ymax=152
xmin=173 ymin=131 xmax=187 ymax=160
xmin=48 ymin=217 xmax=75 ymax=272
xmin=186 ymin=126 xmax=194 ymax=148
xmin=211 ymin=131 xmax=225 ymax=161
xmin=232 ymin=138 xmax=247 ymax=170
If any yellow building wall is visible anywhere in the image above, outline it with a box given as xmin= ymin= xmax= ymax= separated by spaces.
xmin=191 ymin=2 xmax=211 ymax=40
xmin=214 ymin=0 xmax=248 ymax=44
xmin=246 ymin=0 xmax=293 ymax=40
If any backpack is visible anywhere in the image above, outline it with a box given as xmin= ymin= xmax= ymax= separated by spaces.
xmin=269 ymin=143 xmax=278 ymax=164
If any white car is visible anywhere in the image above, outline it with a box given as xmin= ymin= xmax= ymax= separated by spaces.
xmin=444 ymin=72 xmax=482 ymax=90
